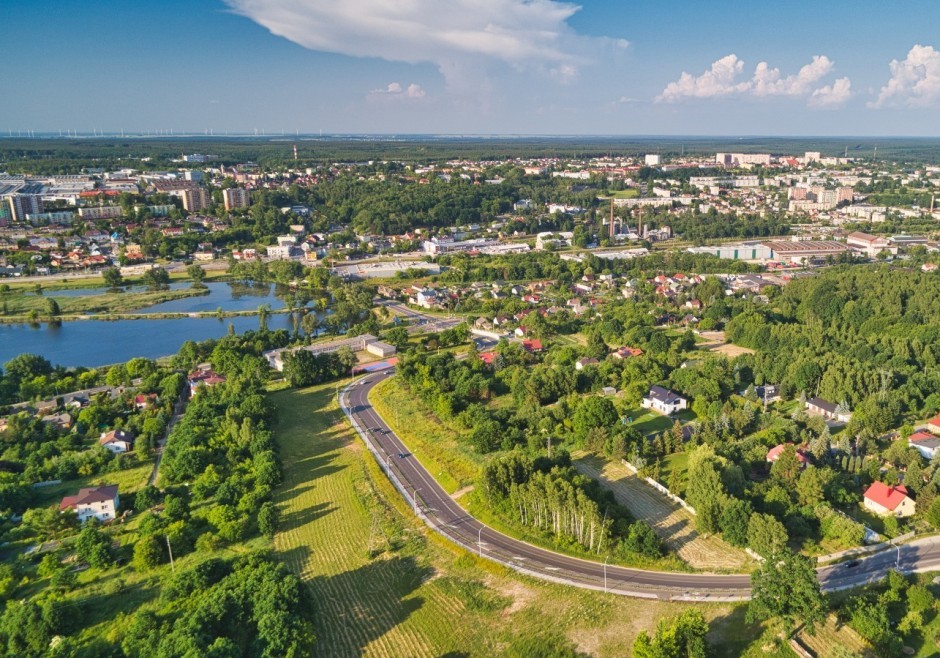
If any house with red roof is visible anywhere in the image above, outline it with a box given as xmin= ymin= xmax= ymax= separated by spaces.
xmin=863 ymin=482 xmax=915 ymax=517
xmin=60 ymin=485 xmax=120 ymax=523
xmin=766 ymin=443 xmax=810 ymax=467
xmin=909 ymin=431 xmax=940 ymax=460
xmin=479 ymin=351 xmax=497 ymax=366
xmin=521 ymin=339 xmax=543 ymax=353
xmin=613 ymin=346 xmax=643 ymax=359
xmin=927 ymin=413 xmax=940 ymax=435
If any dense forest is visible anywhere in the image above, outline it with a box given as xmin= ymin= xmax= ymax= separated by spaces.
xmin=4 ymin=136 xmax=940 ymax=174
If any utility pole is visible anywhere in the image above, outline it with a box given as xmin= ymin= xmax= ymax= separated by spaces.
xmin=166 ymin=535 xmax=175 ymax=571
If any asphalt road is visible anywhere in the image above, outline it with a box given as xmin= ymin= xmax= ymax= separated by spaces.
xmin=342 ymin=370 xmax=940 ymax=600
xmin=343 ymin=371 xmax=751 ymax=600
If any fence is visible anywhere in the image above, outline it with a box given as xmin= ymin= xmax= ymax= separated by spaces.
xmin=622 ymin=459 xmax=697 ymax=515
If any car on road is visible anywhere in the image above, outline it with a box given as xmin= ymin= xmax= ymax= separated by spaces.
xmin=398 ymin=452 xmax=407 ymax=458
xmin=843 ymin=560 xmax=861 ymax=569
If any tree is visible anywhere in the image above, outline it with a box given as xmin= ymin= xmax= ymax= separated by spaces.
xmin=747 ymin=513 xmax=788 ymax=558
xmin=74 ymin=524 xmax=113 ymax=569
xmin=719 ymin=498 xmax=752 ymax=547
xmin=142 ymin=266 xmax=170 ymax=288
xmin=102 ymin=267 xmax=124 ymax=289
xmin=45 ymin=298 xmax=59 ymax=318
xmin=187 ymin=263 xmax=207 ymax=286
xmin=926 ymin=497 xmax=940 ymax=530
xmin=132 ymin=535 xmax=163 ymax=571
xmin=771 ymin=444 xmax=802 ymax=483
xmin=135 ymin=484 xmax=161 ymax=512
xmin=572 ymin=396 xmax=618 ymax=437
xmin=383 ymin=326 xmax=410 ymax=351
xmin=633 ymin=609 xmax=710 ymax=658
xmin=258 ymin=501 xmax=279 ymax=538
xmin=748 ymin=551 xmax=825 ymax=633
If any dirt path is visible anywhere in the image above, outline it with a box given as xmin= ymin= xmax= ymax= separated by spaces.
xmin=573 ymin=454 xmax=752 ymax=572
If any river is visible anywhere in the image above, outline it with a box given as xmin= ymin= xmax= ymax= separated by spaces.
xmin=1 ymin=282 xmax=314 ymax=367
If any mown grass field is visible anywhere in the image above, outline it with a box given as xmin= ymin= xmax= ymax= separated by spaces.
xmin=572 ymin=453 xmax=751 ymax=573
xmin=271 ymin=382 xmax=789 ymax=657
xmin=624 ymin=408 xmax=696 ymax=436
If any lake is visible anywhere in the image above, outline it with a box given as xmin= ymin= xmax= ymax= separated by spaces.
xmin=1 ymin=282 xmax=314 ymax=367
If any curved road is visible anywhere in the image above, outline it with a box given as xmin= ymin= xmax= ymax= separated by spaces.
xmin=342 ymin=370 xmax=940 ymax=601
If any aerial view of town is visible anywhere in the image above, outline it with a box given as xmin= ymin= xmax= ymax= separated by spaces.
xmin=4 ymin=1 xmax=940 ymax=657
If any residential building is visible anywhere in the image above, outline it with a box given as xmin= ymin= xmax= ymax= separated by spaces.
xmin=180 ymin=188 xmax=210 ymax=212
xmin=766 ymin=443 xmax=810 ymax=467
xmin=78 ymin=206 xmax=123 ymax=220
xmin=644 ymin=154 xmax=661 ymax=166
xmin=641 ymin=386 xmax=687 ymax=415
xmin=99 ymin=429 xmax=134 ymax=454
xmin=575 ymin=357 xmax=599 ymax=370
xmin=863 ymin=482 xmax=915 ymax=518
xmin=926 ymin=413 xmax=940 ymax=435
xmin=909 ymin=431 xmax=940 ymax=460
xmin=222 ymin=187 xmax=251 ymax=211
xmin=805 ymin=397 xmax=852 ymax=423
xmin=6 ymin=194 xmax=42 ymax=222
xmin=59 ymin=485 xmax=120 ymax=523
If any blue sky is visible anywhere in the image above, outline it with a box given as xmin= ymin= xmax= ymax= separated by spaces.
xmin=4 ymin=0 xmax=940 ymax=135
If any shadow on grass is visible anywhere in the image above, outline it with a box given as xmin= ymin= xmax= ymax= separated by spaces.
xmin=308 ymin=555 xmax=431 ymax=656
xmin=279 ymin=500 xmax=336 ymax=531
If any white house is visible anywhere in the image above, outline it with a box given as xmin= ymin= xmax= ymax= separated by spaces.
xmin=642 ymin=386 xmax=688 ymax=415
xmin=863 ymin=482 xmax=916 ymax=518
xmin=99 ymin=429 xmax=134 ymax=454
xmin=909 ymin=431 xmax=940 ymax=460
xmin=59 ymin=485 xmax=120 ymax=523
xmin=805 ymin=397 xmax=852 ymax=423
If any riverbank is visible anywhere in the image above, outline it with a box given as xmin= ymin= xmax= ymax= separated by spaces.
xmin=0 ymin=306 xmax=295 ymax=324
xmin=0 ymin=286 xmax=210 ymax=317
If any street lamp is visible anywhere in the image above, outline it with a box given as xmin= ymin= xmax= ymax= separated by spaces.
xmin=604 ymin=556 xmax=609 ymax=594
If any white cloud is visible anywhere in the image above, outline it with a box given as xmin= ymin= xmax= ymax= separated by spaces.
xmin=656 ymin=54 xmax=748 ymax=102
xmin=751 ymin=55 xmax=832 ymax=96
xmin=224 ymin=0 xmax=623 ymax=91
xmin=809 ymin=77 xmax=852 ymax=108
xmin=658 ymin=54 xmax=850 ymax=108
xmin=368 ymin=81 xmax=426 ymax=100
xmin=872 ymin=44 xmax=940 ymax=108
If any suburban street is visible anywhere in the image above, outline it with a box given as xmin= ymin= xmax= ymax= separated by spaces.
xmin=342 ymin=371 xmax=940 ymax=601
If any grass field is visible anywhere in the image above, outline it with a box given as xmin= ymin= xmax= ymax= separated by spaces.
xmin=572 ymin=453 xmax=752 ymax=572
xmin=625 ymin=408 xmax=696 ymax=436
xmin=0 ymin=286 xmax=207 ymax=316
xmin=608 ymin=189 xmax=640 ymax=199
xmin=657 ymin=452 xmax=689 ymax=496
xmin=369 ymin=376 xmax=483 ymax=493
xmin=32 ymin=455 xmax=155 ymax=507
xmin=796 ymin=615 xmax=876 ymax=658
xmin=271 ymin=382 xmax=795 ymax=657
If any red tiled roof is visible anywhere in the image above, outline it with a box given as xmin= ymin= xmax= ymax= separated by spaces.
xmin=479 ymin=351 xmax=497 ymax=365
xmin=766 ymin=443 xmax=810 ymax=463
xmin=927 ymin=414 xmax=940 ymax=430
xmin=521 ymin=339 xmax=542 ymax=352
xmin=863 ymin=482 xmax=910 ymax=511
xmin=59 ymin=485 xmax=118 ymax=511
